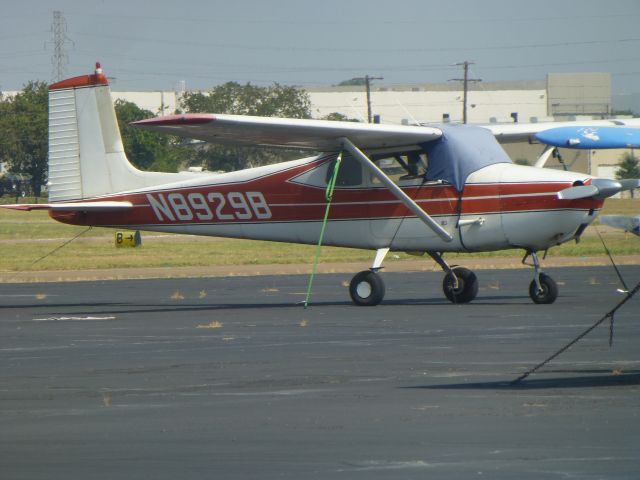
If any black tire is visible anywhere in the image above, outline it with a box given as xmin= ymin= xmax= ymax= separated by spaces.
xmin=442 ymin=267 xmax=478 ymax=304
xmin=529 ymin=273 xmax=558 ymax=304
xmin=349 ymin=270 xmax=385 ymax=306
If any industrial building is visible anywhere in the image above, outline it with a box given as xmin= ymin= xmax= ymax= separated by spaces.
xmin=307 ymin=79 xmax=551 ymax=125
xmin=108 ymin=72 xmax=629 ymax=178
xmin=111 ymin=72 xmax=612 ymax=125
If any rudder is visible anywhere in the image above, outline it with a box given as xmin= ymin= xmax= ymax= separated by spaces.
xmin=48 ymin=63 xmax=178 ymax=202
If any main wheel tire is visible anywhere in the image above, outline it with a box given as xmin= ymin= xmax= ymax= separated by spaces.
xmin=442 ymin=267 xmax=478 ymax=304
xmin=349 ymin=270 xmax=385 ymax=306
xmin=529 ymin=273 xmax=558 ymax=304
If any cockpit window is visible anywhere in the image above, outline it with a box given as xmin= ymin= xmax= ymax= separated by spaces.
xmin=326 ymin=154 xmax=363 ymax=187
xmin=370 ymin=151 xmax=429 ymax=185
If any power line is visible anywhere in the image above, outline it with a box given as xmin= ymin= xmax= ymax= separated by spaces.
xmin=64 ymin=11 xmax=640 ymax=26
xmin=70 ymin=30 xmax=640 ymax=54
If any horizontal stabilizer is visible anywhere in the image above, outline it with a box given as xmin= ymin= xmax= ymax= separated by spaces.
xmin=535 ymin=126 xmax=640 ymax=149
xmin=0 ymin=201 xmax=133 ymax=212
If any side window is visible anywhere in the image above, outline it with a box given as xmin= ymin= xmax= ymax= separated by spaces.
xmin=326 ymin=154 xmax=362 ymax=187
xmin=371 ymin=151 xmax=428 ymax=185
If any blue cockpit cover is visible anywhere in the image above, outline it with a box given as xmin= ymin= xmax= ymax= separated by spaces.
xmin=423 ymin=124 xmax=512 ymax=192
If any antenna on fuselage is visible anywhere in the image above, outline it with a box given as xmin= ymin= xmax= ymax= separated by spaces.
xmin=396 ymin=100 xmax=420 ymax=126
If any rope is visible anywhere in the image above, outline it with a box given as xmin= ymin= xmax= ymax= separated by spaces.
xmin=303 ymin=154 xmax=342 ymax=308
xmin=2 ymin=225 xmax=93 ymax=285
xmin=511 ymin=278 xmax=640 ymax=384
xmin=595 ymin=225 xmax=629 ymax=292
xmin=30 ymin=226 xmax=93 ymax=266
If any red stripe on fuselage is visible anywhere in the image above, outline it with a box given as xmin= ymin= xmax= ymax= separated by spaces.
xmin=49 ymin=161 xmax=602 ymax=227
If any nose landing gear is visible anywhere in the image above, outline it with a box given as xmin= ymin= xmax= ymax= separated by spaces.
xmin=525 ymin=251 xmax=558 ymax=304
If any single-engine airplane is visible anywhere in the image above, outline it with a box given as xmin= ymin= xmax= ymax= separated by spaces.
xmin=4 ymin=64 xmax=640 ymax=306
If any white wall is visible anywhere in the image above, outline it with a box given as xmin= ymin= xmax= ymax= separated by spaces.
xmin=307 ymin=89 xmax=548 ymax=125
xmin=111 ymin=91 xmax=178 ymax=116
xmin=110 ymin=87 xmax=549 ymax=124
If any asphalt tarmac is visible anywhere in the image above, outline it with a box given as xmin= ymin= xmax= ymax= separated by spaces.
xmin=1 ymin=266 xmax=639 ymax=479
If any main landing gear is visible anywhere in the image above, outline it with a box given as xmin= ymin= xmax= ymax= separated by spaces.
xmin=349 ymin=270 xmax=386 ymax=306
xmin=349 ymin=247 xmax=388 ymax=306
xmin=348 ymin=249 xmax=479 ymax=306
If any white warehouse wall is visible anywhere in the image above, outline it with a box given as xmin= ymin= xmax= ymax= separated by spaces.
xmin=307 ymin=89 xmax=548 ymax=124
xmin=111 ymin=91 xmax=178 ymax=116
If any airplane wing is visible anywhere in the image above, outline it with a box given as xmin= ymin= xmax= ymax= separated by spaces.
xmin=133 ymin=114 xmax=443 ymax=151
xmin=136 ymin=114 xmax=640 ymax=151
xmin=534 ymin=126 xmax=640 ymax=149
xmin=0 ymin=201 xmax=133 ymax=212
xmin=483 ymin=118 xmax=640 ymax=144
xmin=136 ymin=114 xmax=452 ymax=240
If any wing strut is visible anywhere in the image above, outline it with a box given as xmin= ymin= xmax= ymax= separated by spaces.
xmin=339 ymin=137 xmax=453 ymax=243
xmin=534 ymin=145 xmax=555 ymax=168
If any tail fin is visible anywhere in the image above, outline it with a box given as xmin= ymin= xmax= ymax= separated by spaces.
xmin=48 ymin=63 xmax=176 ymax=202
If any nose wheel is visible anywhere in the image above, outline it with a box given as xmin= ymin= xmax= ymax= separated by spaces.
xmin=529 ymin=272 xmax=558 ymax=304
xmin=525 ymin=251 xmax=558 ymax=304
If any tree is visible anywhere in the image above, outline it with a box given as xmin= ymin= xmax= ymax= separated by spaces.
xmin=114 ymin=100 xmax=187 ymax=172
xmin=0 ymin=81 xmax=48 ymax=196
xmin=611 ymin=109 xmax=637 ymax=117
xmin=181 ymin=82 xmax=312 ymax=171
xmin=616 ymin=151 xmax=640 ymax=179
xmin=182 ymin=82 xmax=311 ymax=118
xmin=321 ymin=112 xmax=361 ymax=122
xmin=616 ymin=151 xmax=640 ymax=198
xmin=337 ymin=77 xmax=367 ymax=87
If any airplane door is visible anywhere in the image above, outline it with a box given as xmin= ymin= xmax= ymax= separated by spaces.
xmin=319 ymin=154 xmax=372 ymax=248
xmin=368 ymin=152 xmax=459 ymax=250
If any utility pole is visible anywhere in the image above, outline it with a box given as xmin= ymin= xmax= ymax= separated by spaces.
xmin=365 ymin=75 xmax=383 ymax=123
xmin=48 ymin=11 xmax=74 ymax=83
xmin=450 ymin=61 xmax=481 ymax=124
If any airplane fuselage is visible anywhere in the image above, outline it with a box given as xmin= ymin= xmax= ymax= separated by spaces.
xmin=49 ymin=155 xmax=602 ymax=254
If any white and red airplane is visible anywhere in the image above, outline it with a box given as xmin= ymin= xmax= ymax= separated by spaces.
xmin=4 ymin=64 xmax=639 ymax=306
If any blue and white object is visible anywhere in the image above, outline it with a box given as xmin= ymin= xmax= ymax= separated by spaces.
xmin=600 ymin=215 xmax=640 ymax=236
xmin=535 ymin=126 xmax=640 ymax=149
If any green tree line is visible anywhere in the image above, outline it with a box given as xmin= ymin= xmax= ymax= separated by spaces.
xmin=0 ymin=80 xmax=325 ymax=196
xmin=0 ymin=81 xmax=48 ymax=196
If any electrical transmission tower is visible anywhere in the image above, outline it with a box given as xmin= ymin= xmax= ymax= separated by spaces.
xmin=48 ymin=11 xmax=73 ymax=83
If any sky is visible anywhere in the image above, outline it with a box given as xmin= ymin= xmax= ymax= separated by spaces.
xmin=1 ymin=0 xmax=640 ymax=95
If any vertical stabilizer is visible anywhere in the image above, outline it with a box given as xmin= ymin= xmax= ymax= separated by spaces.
xmin=47 ymin=63 xmax=180 ymax=202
